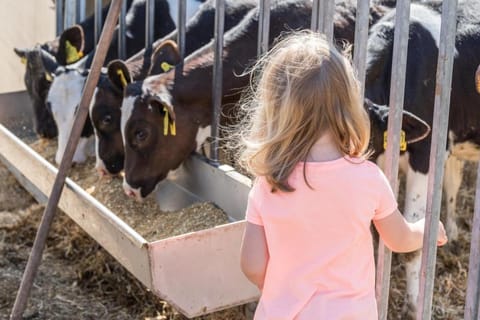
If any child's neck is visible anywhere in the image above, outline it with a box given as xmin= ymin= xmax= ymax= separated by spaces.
xmin=306 ymin=132 xmax=344 ymax=162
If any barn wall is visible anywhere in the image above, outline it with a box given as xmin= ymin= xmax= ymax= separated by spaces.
xmin=0 ymin=0 xmax=55 ymax=93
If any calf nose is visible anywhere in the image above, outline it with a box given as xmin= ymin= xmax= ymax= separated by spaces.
xmin=122 ymin=180 xmax=143 ymax=202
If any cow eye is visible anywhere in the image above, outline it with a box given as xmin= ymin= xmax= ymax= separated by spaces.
xmin=102 ymin=114 xmax=112 ymax=125
xmin=135 ymin=129 xmax=148 ymax=142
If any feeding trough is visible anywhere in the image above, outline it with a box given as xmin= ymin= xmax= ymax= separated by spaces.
xmin=0 ymin=90 xmax=259 ymax=317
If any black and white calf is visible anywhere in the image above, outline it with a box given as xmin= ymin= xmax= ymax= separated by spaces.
xmin=46 ymin=0 xmax=201 ymax=165
xmin=365 ymin=1 xmax=480 ymax=312
xmin=117 ymin=0 xmax=405 ymax=200
xmin=90 ymin=0 xmax=257 ymax=176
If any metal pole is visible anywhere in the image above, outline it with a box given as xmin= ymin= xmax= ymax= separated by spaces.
xmin=322 ymin=0 xmax=335 ymax=43
xmin=76 ymin=0 xmax=86 ymax=23
xmin=118 ymin=0 xmax=127 ymax=59
xmin=311 ymin=0 xmax=321 ymax=32
xmin=464 ymin=161 xmax=480 ymax=320
xmin=8 ymin=1 xmax=123 ymax=319
xmin=178 ymin=0 xmax=187 ymax=62
xmin=210 ymin=0 xmax=225 ymax=164
xmin=417 ymin=1 xmax=457 ymax=318
xmin=257 ymin=0 xmax=271 ymax=56
xmin=375 ymin=2 xmax=411 ymax=319
xmin=64 ymin=0 xmax=76 ymax=29
xmin=353 ymin=0 xmax=370 ymax=99
xmin=56 ymin=0 xmax=64 ymax=36
xmin=94 ymin=0 xmax=103 ymax=45
xmin=146 ymin=0 xmax=155 ymax=49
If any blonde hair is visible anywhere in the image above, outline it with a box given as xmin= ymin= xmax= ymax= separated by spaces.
xmin=237 ymin=31 xmax=371 ymax=192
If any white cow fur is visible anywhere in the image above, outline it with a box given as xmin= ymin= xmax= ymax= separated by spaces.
xmin=47 ymin=70 xmax=94 ymax=165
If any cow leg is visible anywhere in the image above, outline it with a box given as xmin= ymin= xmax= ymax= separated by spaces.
xmin=443 ymin=154 xmax=464 ymax=241
xmin=403 ymin=165 xmax=429 ymax=315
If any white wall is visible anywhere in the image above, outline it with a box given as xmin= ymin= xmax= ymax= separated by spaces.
xmin=0 ymin=0 xmax=56 ymax=93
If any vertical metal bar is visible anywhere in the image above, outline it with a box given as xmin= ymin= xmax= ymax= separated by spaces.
xmin=146 ymin=0 xmax=155 ymax=49
xmin=257 ymin=0 xmax=271 ymax=56
xmin=8 ymin=1 xmax=124 ymax=319
xmin=322 ymin=0 xmax=335 ymax=43
xmin=118 ymin=0 xmax=127 ymax=59
xmin=465 ymin=161 xmax=480 ymax=320
xmin=77 ymin=0 xmax=86 ymax=23
xmin=353 ymin=0 xmax=370 ymax=99
xmin=94 ymin=0 xmax=103 ymax=45
xmin=56 ymin=0 xmax=64 ymax=36
xmin=417 ymin=1 xmax=458 ymax=318
xmin=210 ymin=0 xmax=225 ymax=164
xmin=311 ymin=0 xmax=321 ymax=32
xmin=64 ymin=0 xmax=76 ymax=29
xmin=375 ymin=2 xmax=411 ymax=319
xmin=178 ymin=0 xmax=187 ymax=62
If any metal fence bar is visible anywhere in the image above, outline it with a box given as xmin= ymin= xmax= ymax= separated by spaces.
xmin=76 ymin=0 xmax=86 ymax=23
xmin=95 ymin=0 xmax=103 ymax=44
xmin=417 ymin=1 xmax=458 ymax=318
xmin=311 ymin=0 xmax=321 ymax=32
xmin=210 ymin=0 xmax=225 ymax=164
xmin=257 ymin=0 xmax=271 ymax=56
xmin=8 ymin=1 xmax=123 ymax=319
xmin=146 ymin=0 xmax=155 ymax=48
xmin=178 ymin=0 xmax=187 ymax=62
xmin=465 ymin=161 xmax=480 ymax=320
xmin=56 ymin=0 xmax=64 ymax=36
xmin=118 ymin=0 xmax=127 ymax=59
xmin=375 ymin=2 xmax=411 ymax=319
xmin=64 ymin=0 xmax=76 ymax=29
xmin=322 ymin=0 xmax=335 ymax=43
xmin=353 ymin=0 xmax=370 ymax=99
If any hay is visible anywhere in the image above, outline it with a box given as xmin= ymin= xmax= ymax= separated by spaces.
xmin=0 ymin=137 xmax=476 ymax=319
xmin=28 ymin=139 xmax=231 ymax=242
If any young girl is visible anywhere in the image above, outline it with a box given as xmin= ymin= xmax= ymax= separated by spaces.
xmin=237 ymin=31 xmax=448 ymax=319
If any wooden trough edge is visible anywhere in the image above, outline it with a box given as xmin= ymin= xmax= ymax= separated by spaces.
xmin=0 ymin=124 xmax=260 ymax=317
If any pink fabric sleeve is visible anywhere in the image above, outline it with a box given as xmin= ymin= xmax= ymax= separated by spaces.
xmin=373 ymin=167 xmax=398 ymax=220
xmin=245 ymin=178 xmax=264 ymax=226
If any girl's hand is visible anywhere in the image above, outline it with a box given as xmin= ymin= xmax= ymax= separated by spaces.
xmin=437 ymin=221 xmax=448 ymax=246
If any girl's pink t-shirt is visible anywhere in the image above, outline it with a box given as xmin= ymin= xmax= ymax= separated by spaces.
xmin=246 ymin=157 xmax=397 ymax=320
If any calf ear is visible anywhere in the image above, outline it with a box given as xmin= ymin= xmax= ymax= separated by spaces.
xmin=57 ymin=25 xmax=85 ymax=65
xmin=401 ymin=110 xmax=431 ymax=144
xmin=149 ymin=40 xmax=181 ymax=75
xmin=107 ymin=60 xmax=132 ymax=92
xmin=13 ymin=48 xmax=28 ymax=64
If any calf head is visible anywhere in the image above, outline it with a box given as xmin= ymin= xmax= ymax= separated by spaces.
xmin=121 ymin=77 xmax=208 ymax=200
xmin=13 ymin=25 xmax=85 ymax=140
xmin=365 ymin=99 xmax=431 ymax=160
xmin=14 ymin=46 xmax=58 ymax=138
xmin=91 ymin=41 xmax=181 ymax=177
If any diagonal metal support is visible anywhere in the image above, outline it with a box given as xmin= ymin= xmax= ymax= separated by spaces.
xmin=9 ymin=1 xmax=123 ymax=319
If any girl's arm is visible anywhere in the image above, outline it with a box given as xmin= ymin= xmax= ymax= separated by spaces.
xmin=240 ymin=222 xmax=269 ymax=290
xmin=373 ymin=209 xmax=448 ymax=253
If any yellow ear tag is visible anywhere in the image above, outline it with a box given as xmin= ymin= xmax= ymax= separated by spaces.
xmin=116 ymin=69 xmax=128 ymax=88
xmin=65 ymin=40 xmax=82 ymax=64
xmin=163 ymin=106 xmax=176 ymax=136
xmin=383 ymin=130 xmax=407 ymax=151
xmin=20 ymin=57 xmax=27 ymax=65
xmin=45 ymin=72 xmax=53 ymax=82
xmin=160 ymin=62 xmax=173 ymax=72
